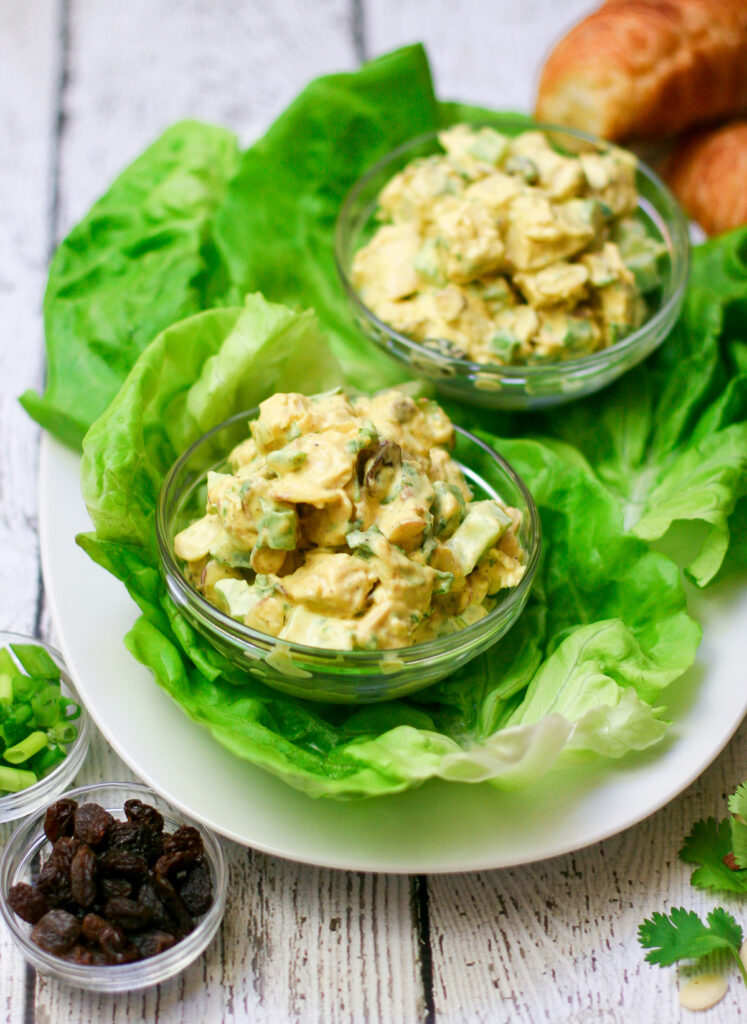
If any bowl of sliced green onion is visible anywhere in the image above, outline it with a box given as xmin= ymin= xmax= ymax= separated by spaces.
xmin=0 ymin=632 xmax=90 ymax=823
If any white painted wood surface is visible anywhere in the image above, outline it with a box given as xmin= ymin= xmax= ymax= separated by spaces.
xmin=0 ymin=0 xmax=745 ymax=1021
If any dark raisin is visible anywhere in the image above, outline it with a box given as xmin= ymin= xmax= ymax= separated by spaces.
xmin=108 ymin=820 xmax=163 ymax=861
xmin=70 ymin=845 xmax=97 ymax=908
xmin=81 ymin=912 xmax=134 ymax=962
xmin=151 ymin=873 xmax=194 ymax=938
xmin=131 ymin=929 xmax=176 ymax=959
xmin=61 ymin=943 xmax=109 ymax=966
xmin=104 ymin=896 xmax=153 ymax=932
xmin=124 ymin=799 xmax=164 ymax=836
xmin=178 ymin=858 xmax=213 ymax=917
xmin=60 ymin=943 xmax=92 ymax=965
xmin=163 ymin=825 xmax=203 ymax=858
xmin=100 ymin=928 xmax=139 ymax=964
xmin=37 ymin=836 xmax=80 ymax=906
xmin=97 ymin=848 xmax=149 ymax=877
xmin=81 ymin=911 xmax=107 ymax=943
xmin=43 ymin=798 xmax=78 ymax=843
xmin=99 ymin=876 xmax=132 ymax=901
xmin=154 ymin=848 xmax=199 ymax=879
xmin=30 ymin=909 xmax=81 ymax=955
xmin=8 ymin=883 xmax=48 ymax=924
xmin=73 ymin=803 xmax=113 ymax=846
xmin=137 ymin=881 xmax=172 ymax=931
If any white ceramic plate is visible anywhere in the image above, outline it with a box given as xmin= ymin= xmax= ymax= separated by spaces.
xmin=40 ymin=434 xmax=747 ymax=874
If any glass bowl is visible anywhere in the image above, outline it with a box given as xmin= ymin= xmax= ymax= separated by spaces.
xmin=0 ymin=632 xmax=90 ymax=824
xmin=155 ymin=409 xmax=541 ymax=703
xmin=0 ymin=781 xmax=227 ymax=991
xmin=335 ymin=121 xmax=690 ymax=411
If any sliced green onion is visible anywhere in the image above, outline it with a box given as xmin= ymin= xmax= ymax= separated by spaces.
xmin=10 ymin=644 xmax=60 ymax=680
xmin=31 ymin=689 xmax=61 ymax=728
xmin=59 ymin=698 xmax=81 ymax=721
xmin=3 ymin=731 xmax=49 ymax=764
xmin=31 ymin=746 xmax=66 ymax=777
xmin=48 ymin=722 xmax=78 ymax=746
xmin=0 ymin=673 xmax=12 ymax=703
xmin=0 ymin=649 xmax=16 ymax=676
xmin=11 ymin=675 xmax=43 ymax=702
xmin=0 ymin=765 xmax=37 ymax=792
xmin=3 ymin=706 xmax=33 ymax=746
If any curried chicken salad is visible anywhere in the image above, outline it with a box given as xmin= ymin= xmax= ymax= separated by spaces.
xmin=352 ymin=124 xmax=665 ymax=365
xmin=174 ymin=388 xmax=526 ymax=651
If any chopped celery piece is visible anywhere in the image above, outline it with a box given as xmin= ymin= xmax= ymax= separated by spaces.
xmin=256 ymin=499 xmax=298 ymax=550
xmin=446 ymin=501 xmax=513 ymax=575
xmin=266 ymin=446 xmax=308 ymax=472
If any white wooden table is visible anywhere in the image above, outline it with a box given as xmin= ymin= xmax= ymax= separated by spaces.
xmin=1 ymin=2 xmax=745 ymax=1020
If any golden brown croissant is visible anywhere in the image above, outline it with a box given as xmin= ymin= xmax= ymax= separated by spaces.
xmin=663 ymin=120 xmax=747 ymax=234
xmin=535 ymin=0 xmax=747 ymax=141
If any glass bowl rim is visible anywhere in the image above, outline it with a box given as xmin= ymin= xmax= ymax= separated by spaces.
xmin=155 ymin=407 xmax=542 ymax=664
xmin=0 ymin=631 xmax=91 ymax=821
xmin=334 ymin=120 xmax=690 ymax=380
xmin=0 ymin=780 xmax=227 ymax=987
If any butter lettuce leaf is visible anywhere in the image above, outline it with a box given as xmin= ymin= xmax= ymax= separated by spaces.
xmin=78 ymin=293 xmax=698 ymax=797
xmin=21 ymin=120 xmax=240 ymax=449
xmin=211 ymin=45 xmax=440 ymax=392
xmin=489 ymin=231 xmax=747 ymax=586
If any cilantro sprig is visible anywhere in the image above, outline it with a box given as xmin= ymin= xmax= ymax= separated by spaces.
xmin=638 ymin=907 xmax=747 ymax=986
xmin=679 ymin=817 xmax=747 ymax=894
xmin=637 ymin=778 xmax=747 ymax=994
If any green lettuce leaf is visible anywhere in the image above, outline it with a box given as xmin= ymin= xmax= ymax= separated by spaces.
xmin=81 ymin=293 xmax=343 ymax=549
xmin=21 ymin=120 xmax=240 ymax=448
xmin=480 ymin=231 xmax=747 ymax=587
xmin=78 ymin=293 xmax=698 ymax=797
xmin=211 ymin=44 xmax=441 ymax=391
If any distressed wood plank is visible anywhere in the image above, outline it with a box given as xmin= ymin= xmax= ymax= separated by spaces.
xmin=56 ymin=0 xmax=360 ymax=237
xmin=365 ymin=0 xmax=593 ymax=112
xmin=0 ymin=2 xmax=60 ymax=1022
xmin=426 ymin=725 xmax=747 ymax=1023
xmin=0 ymin=0 xmax=58 ymax=638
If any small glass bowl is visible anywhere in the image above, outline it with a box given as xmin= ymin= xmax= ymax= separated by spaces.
xmin=0 ymin=632 xmax=90 ymax=824
xmin=155 ymin=409 xmax=541 ymax=703
xmin=335 ymin=121 xmax=690 ymax=411
xmin=0 ymin=781 xmax=227 ymax=991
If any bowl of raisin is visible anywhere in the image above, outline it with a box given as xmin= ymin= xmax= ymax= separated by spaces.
xmin=0 ymin=782 xmax=227 ymax=990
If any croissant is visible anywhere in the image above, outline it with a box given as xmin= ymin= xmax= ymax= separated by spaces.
xmin=535 ymin=0 xmax=747 ymax=141
xmin=663 ymin=121 xmax=747 ymax=234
